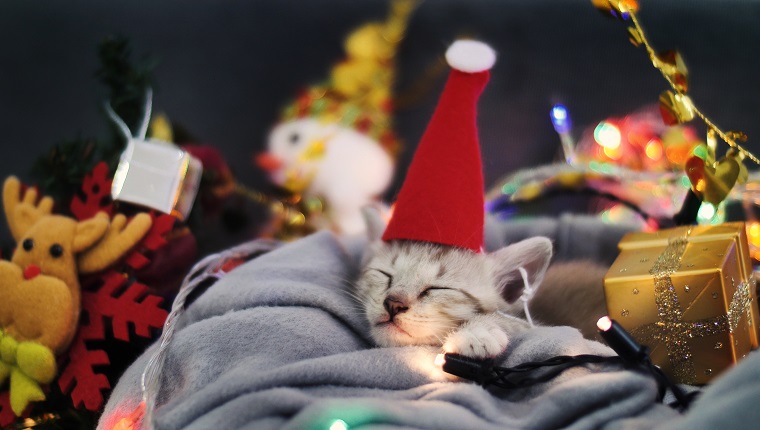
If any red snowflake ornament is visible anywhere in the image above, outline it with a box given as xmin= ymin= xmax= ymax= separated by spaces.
xmin=59 ymin=271 xmax=167 ymax=410
xmin=124 ymin=213 xmax=175 ymax=271
xmin=70 ymin=161 xmax=114 ymax=219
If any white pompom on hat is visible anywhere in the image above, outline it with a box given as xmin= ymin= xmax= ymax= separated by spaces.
xmin=445 ymin=39 xmax=497 ymax=73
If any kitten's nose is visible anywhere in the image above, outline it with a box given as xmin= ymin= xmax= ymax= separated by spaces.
xmin=383 ymin=296 xmax=408 ymax=320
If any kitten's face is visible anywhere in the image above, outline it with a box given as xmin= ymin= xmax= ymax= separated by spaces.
xmin=355 ymin=241 xmax=505 ymax=347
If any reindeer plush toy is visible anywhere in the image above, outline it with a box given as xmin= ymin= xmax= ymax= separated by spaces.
xmin=0 ymin=176 xmax=152 ymax=415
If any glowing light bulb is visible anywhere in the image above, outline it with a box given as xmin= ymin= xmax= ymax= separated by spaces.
xmin=112 ymin=418 xmax=137 ymax=430
xmin=697 ymin=203 xmax=716 ymax=223
xmin=550 ymin=104 xmax=571 ymax=134
xmin=597 ymin=316 xmax=612 ymax=332
xmin=644 ymin=140 xmax=663 ymax=160
xmin=434 ymin=353 xmax=446 ymax=367
xmin=748 ymin=223 xmax=760 ymax=245
xmin=111 ymin=402 xmax=145 ymax=430
xmin=599 ymin=209 xmax=612 ymax=223
xmin=603 ymin=146 xmax=622 ymax=160
xmin=329 ymin=419 xmax=349 ymax=430
xmin=550 ymin=103 xmax=576 ymax=164
xmin=692 ymin=144 xmax=709 ymax=160
xmin=594 ymin=122 xmax=621 ymax=149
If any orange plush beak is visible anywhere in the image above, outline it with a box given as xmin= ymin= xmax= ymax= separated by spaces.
xmin=255 ymin=153 xmax=283 ymax=172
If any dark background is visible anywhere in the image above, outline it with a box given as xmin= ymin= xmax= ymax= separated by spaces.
xmin=1 ymin=0 xmax=759 ymax=248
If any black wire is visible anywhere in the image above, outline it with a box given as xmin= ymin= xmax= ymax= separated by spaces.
xmin=441 ymin=353 xmax=696 ymax=411
xmin=482 ymin=355 xmax=624 ymax=389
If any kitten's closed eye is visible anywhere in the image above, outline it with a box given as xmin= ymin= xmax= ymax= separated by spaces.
xmin=365 ymin=268 xmax=392 ymax=289
xmin=371 ymin=269 xmax=392 ymax=279
xmin=418 ymin=286 xmax=451 ymax=299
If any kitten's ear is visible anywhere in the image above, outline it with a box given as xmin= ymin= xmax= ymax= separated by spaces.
xmin=361 ymin=205 xmax=387 ymax=243
xmin=488 ymin=237 xmax=553 ymax=303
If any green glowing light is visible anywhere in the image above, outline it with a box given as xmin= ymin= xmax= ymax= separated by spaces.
xmin=692 ymin=144 xmax=709 ymax=160
xmin=502 ymin=182 xmax=518 ymax=195
xmin=599 ymin=163 xmax=614 ymax=174
xmin=680 ymin=175 xmax=692 ymax=189
xmin=697 ymin=203 xmax=716 ymax=224
xmin=329 ymin=419 xmax=349 ymax=430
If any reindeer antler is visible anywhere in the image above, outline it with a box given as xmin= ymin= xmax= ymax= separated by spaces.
xmin=3 ymin=176 xmax=54 ymax=242
xmin=77 ymin=212 xmax=153 ymax=274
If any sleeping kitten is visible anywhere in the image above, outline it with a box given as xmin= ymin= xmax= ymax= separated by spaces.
xmin=354 ymin=208 xmax=553 ymax=358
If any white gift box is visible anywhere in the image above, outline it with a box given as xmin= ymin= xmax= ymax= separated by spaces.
xmin=111 ymin=138 xmax=202 ymax=220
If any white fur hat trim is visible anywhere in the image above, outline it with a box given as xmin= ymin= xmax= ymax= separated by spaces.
xmin=445 ymin=40 xmax=496 ymax=73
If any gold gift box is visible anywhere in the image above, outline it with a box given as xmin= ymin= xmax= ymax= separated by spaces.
xmin=604 ymin=222 xmax=760 ymax=385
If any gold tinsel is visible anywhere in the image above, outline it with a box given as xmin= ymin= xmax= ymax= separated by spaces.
xmin=592 ymin=0 xmax=759 ymax=204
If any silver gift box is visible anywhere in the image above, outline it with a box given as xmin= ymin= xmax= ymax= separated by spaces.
xmin=111 ymin=138 xmax=202 ymax=220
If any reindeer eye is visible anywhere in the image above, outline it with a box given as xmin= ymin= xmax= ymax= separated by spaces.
xmin=22 ymin=238 xmax=34 ymax=251
xmin=49 ymin=244 xmax=64 ymax=258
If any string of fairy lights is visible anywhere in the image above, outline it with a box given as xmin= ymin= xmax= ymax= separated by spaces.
xmin=594 ymin=0 xmax=758 ymax=166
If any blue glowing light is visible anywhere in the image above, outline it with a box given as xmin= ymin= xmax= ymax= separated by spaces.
xmin=550 ymin=104 xmax=572 ymax=134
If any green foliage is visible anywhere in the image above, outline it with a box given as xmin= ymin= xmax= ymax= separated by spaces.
xmin=30 ymin=137 xmax=100 ymax=209
xmin=96 ymin=35 xmax=158 ymax=134
xmin=29 ymin=35 xmax=157 ymax=206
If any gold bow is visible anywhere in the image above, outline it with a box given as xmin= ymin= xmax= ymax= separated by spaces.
xmin=0 ymin=329 xmax=57 ymax=415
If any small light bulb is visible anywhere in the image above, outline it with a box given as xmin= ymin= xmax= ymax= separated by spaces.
xmin=434 ymin=353 xmax=446 ymax=367
xmin=697 ymin=203 xmax=716 ymax=222
xmin=594 ymin=122 xmax=621 ymax=149
xmin=329 ymin=419 xmax=349 ymax=430
xmin=597 ymin=316 xmax=613 ymax=332
xmin=550 ymin=104 xmax=572 ymax=134
xmin=597 ymin=316 xmax=650 ymax=363
xmin=111 ymin=401 xmax=145 ymax=430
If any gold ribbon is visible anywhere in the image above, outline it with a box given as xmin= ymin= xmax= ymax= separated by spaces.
xmin=0 ymin=329 xmax=57 ymax=416
xmin=631 ymin=231 xmax=753 ymax=384
xmin=728 ymin=281 xmax=753 ymax=334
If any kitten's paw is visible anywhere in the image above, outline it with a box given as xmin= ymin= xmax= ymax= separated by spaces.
xmin=443 ymin=321 xmax=509 ymax=359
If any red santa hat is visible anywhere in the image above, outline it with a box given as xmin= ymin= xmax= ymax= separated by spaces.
xmin=382 ymin=40 xmax=495 ymax=253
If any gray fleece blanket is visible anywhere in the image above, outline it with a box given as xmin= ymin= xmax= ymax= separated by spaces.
xmin=99 ymin=218 xmax=760 ymax=429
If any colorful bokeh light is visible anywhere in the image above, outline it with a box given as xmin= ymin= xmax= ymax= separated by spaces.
xmin=692 ymin=144 xmax=709 ymax=160
xmin=748 ymin=223 xmax=760 ymax=261
xmin=696 ymin=202 xmax=724 ymax=225
xmin=593 ymin=122 xmax=622 ymax=149
xmin=645 ymin=139 xmax=663 ymax=160
xmin=603 ymin=144 xmax=623 ymax=160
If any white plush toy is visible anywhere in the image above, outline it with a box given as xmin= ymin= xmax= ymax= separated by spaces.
xmin=260 ymin=118 xmax=394 ymax=235
xmin=256 ymin=0 xmax=415 ymax=235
